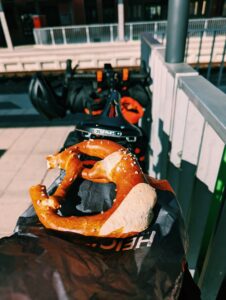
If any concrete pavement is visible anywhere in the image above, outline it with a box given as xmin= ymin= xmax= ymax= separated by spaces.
xmin=0 ymin=91 xmax=75 ymax=237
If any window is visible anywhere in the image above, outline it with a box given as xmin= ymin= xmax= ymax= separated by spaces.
xmin=223 ymin=0 xmax=226 ymax=16
xmin=84 ymin=0 xmax=98 ymax=24
xmin=145 ymin=5 xmax=161 ymax=20
xmin=103 ymin=0 xmax=116 ymax=23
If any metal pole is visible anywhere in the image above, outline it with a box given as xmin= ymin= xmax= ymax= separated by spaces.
xmin=206 ymin=30 xmax=216 ymax=81
xmin=165 ymin=0 xmax=189 ymax=63
xmin=50 ymin=29 xmax=55 ymax=45
xmin=117 ymin=0 xmax=125 ymax=41
xmin=195 ymin=30 xmax=205 ymax=70
xmin=86 ymin=26 xmax=90 ymax=43
xmin=129 ymin=24 xmax=133 ymax=40
xmin=62 ymin=28 xmax=67 ymax=44
xmin=0 ymin=0 xmax=13 ymax=50
xmin=217 ymin=40 xmax=226 ymax=87
xmin=110 ymin=25 xmax=113 ymax=42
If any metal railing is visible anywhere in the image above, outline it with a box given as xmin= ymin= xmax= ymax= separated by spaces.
xmin=34 ymin=24 xmax=118 ymax=45
xmin=184 ymin=31 xmax=226 ymax=88
xmin=32 ymin=18 xmax=226 ymax=90
xmin=33 ymin=17 xmax=226 ymax=45
xmin=141 ymin=33 xmax=226 ymax=300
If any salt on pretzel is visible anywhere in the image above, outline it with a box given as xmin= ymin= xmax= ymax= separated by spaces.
xmin=29 ymin=139 xmax=156 ymax=238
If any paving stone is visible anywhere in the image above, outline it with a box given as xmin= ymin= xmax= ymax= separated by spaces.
xmin=0 ymin=84 xmax=80 ymax=237
xmin=0 ymin=170 xmax=17 ymax=192
xmin=0 ymin=153 xmax=28 ymax=172
xmin=0 ymin=128 xmax=26 ymax=149
xmin=33 ymin=126 xmax=74 ymax=154
xmin=0 ymin=125 xmax=75 ymax=237
xmin=7 ymin=127 xmax=48 ymax=154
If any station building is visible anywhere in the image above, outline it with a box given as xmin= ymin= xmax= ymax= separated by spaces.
xmin=1 ymin=0 xmax=226 ymax=46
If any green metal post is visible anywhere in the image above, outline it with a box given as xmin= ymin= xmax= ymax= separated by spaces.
xmin=197 ymin=147 xmax=226 ymax=295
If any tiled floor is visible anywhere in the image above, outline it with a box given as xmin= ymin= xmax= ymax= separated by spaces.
xmin=0 ymin=92 xmax=75 ymax=237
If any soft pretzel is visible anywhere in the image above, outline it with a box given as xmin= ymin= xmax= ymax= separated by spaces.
xmin=29 ymin=139 xmax=156 ymax=238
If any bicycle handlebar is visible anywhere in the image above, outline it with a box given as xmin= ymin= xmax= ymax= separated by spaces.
xmin=70 ymin=73 xmax=148 ymax=80
xmin=64 ymin=59 xmax=149 ymax=81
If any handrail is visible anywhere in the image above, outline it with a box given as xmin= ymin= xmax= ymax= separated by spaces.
xmin=33 ymin=17 xmax=226 ymax=46
xmin=35 ymin=17 xmax=226 ymax=32
xmin=36 ymin=23 xmax=117 ymax=31
xmin=141 ymin=32 xmax=226 ymax=299
xmin=179 ymin=76 xmax=226 ymax=143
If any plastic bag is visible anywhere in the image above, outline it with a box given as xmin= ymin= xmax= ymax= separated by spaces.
xmin=0 ymin=132 xmax=201 ymax=299
xmin=0 ymin=179 xmax=190 ymax=300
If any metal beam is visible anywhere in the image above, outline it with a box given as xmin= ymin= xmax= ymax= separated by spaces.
xmin=165 ymin=0 xmax=189 ymax=63
xmin=117 ymin=0 xmax=125 ymax=41
xmin=0 ymin=0 xmax=13 ymax=50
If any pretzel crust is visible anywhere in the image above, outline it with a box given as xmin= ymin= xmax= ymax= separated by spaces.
xmin=29 ymin=139 xmax=156 ymax=238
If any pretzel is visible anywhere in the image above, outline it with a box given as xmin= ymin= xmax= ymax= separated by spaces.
xmin=29 ymin=139 xmax=156 ymax=238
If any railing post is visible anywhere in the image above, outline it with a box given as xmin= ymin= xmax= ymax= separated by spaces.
xmin=195 ymin=30 xmax=204 ymax=69
xmin=62 ymin=28 xmax=67 ymax=44
xmin=38 ymin=29 xmax=43 ymax=45
xmin=217 ymin=40 xmax=226 ymax=87
xmin=50 ymin=29 xmax=55 ymax=45
xmin=0 ymin=0 xmax=13 ymax=50
xmin=110 ymin=25 xmax=113 ymax=42
xmin=165 ymin=0 xmax=190 ymax=63
xmin=206 ymin=30 xmax=216 ymax=80
xmin=154 ymin=22 xmax=158 ymax=39
xmin=129 ymin=24 xmax=133 ymax=40
xmin=86 ymin=26 xmax=90 ymax=43
xmin=33 ymin=29 xmax=38 ymax=44
xmin=204 ymin=18 xmax=208 ymax=37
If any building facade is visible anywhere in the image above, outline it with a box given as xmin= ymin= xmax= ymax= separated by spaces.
xmin=1 ymin=0 xmax=226 ymax=46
